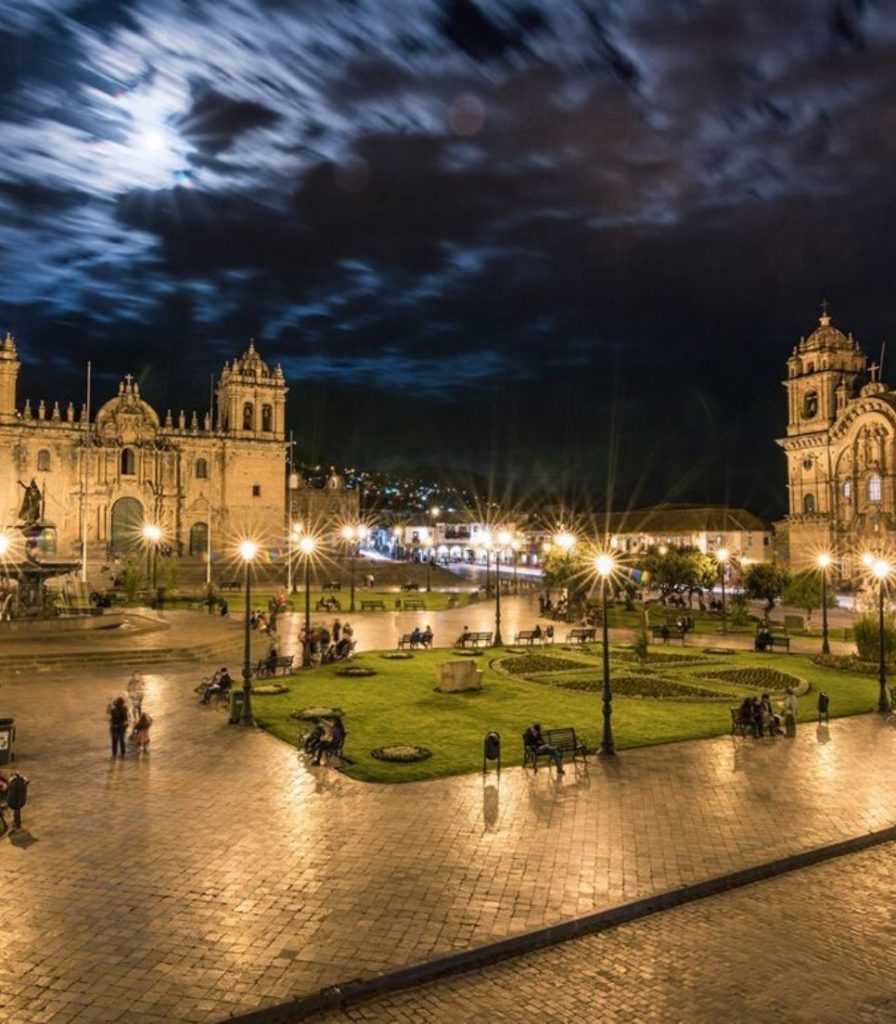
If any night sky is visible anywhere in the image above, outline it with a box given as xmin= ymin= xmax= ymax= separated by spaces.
xmin=3 ymin=0 xmax=896 ymax=518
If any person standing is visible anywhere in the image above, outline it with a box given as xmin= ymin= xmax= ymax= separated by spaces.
xmin=783 ymin=688 xmax=799 ymax=737
xmin=134 ymin=710 xmax=153 ymax=754
xmin=6 ymin=770 xmax=29 ymax=831
xmin=127 ymin=671 xmax=145 ymax=718
xmin=332 ymin=619 xmax=342 ymax=644
xmin=109 ymin=696 xmax=129 ymax=758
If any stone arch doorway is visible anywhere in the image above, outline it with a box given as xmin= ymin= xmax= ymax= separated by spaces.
xmin=111 ymin=496 xmax=143 ymax=554
xmin=189 ymin=522 xmax=208 ymax=556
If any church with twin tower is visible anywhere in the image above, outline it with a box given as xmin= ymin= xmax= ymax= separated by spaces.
xmin=777 ymin=307 xmax=896 ymax=575
xmin=0 ymin=333 xmax=287 ymax=562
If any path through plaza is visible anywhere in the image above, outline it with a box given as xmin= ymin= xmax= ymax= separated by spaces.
xmin=0 ymin=601 xmax=878 ymax=1024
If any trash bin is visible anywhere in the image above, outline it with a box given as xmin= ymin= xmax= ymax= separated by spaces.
xmin=229 ymin=691 xmax=245 ymax=724
xmin=0 ymin=718 xmax=16 ymax=765
xmin=483 ymin=730 xmax=501 ymax=773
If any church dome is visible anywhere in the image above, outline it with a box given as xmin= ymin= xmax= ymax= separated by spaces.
xmin=800 ymin=312 xmax=856 ymax=353
xmin=231 ymin=340 xmax=270 ymax=379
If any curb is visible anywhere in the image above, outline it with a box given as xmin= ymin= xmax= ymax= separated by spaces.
xmin=221 ymin=822 xmax=896 ymax=1023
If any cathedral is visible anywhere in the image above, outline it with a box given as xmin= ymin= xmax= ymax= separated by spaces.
xmin=0 ymin=334 xmax=287 ymax=565
xmin=777 ymin=308 xmax=895 ymax=575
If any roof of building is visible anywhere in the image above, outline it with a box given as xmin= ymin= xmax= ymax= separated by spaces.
xmin=603 ymin=505 xmax=769 ymax=536
xmin=798 ymin=312 xmax=860 ymax=354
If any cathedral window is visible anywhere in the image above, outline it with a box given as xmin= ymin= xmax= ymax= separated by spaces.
xmin=869 ymin=475 xmax=882 ymax=502
xmin=802 ymin=458 xmax=813 ymax=472
xmin=261 ymin=404 xmax=272 ymax=432
xmin=242 ymin=403 xmax=254 ymax=430
xmin=843 ymin=480 xmax=852 ymax=498
xmin=195 ymin=458 xmax=208 ymax=479
xmin=121 ymin=448 xmax=136 ymax=476
xmin=37 ymin=449 xmax=50 ymax=471
xmin=803 ymin=391 xmax=818 ymax=418
xmin=252 ymin=484 xmax=261 ymax=497
xmin=803 ymin=493 xmax=816 ymax=513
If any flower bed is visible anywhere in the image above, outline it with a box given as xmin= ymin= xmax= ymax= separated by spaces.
xmin=502 ymin=653 xmax=581 ymax=675
xmin=336 ymin=665 xmax=377 ymax=677
xmin=552 ymin=675 xmax=732 ymax=699
xmin=290 ymin=706 xmax=344 ymax=721
xmin=380 ymin=652 xmax=414 ymax=660
xmin=371 ymin=744 xmax=432 ymax=762
xmin=252 ymin=682 xmax=289 ymax=695
xmin=811 ymin=654 xmax=877 ymax=676
xmin=615 ymin=649 xmax=709 ymax=666
xmin=702 ymin=667 xmax=804 ymax=691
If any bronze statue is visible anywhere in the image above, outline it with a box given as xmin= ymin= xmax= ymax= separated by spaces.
xmin=17 ymin=478 xmax=42 ymax=525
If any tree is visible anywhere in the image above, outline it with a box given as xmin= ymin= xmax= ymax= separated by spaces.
xmin=542 ymin=549 xmax=589 ymax=612
xmin=744 ymin=563 xmax=790 ymax=613
xmin=781 ymin=569 xmax=835 ymax=619
xmin=637 ymin=547 xmax=718 ymax=608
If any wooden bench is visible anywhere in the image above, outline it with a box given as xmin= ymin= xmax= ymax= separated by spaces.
xmin=523 ymin=727 xmax=588 ymax=770
xmin=360 ymin=599 xmax=386 ymax=611
xmin=317 ymin=596 xmax=342 ymax=611
xmin=756 ymin=633 xmax=791 ymax=652
xmin=515 ymin=629 xmax=540 ymax=645
xmin=566 ymin=628 xmax=596 ymax=643
xmin=322 ymin=581 xmax=342 ymax=591
xmin=651 ymin=625 xmax=686 ymax=645
xmin=402 ymin=597 xmax=426 ymax=611
xmin=455 ymin=631 xmax=493 ymax=648
xmin=398 ymin=633 xmax=421 ymax=649
xmin=400 ymin=582 xmax=420 ymax=592
xmin=254 ymin=654 xmax=294 ymax=679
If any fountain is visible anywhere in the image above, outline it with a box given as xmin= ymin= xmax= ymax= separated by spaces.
xmin=0 ymin=478 xmax=123 ymax=633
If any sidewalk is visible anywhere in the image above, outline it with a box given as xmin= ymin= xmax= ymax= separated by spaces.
xmin=1 ymin=650 xmax=896 ymax=1023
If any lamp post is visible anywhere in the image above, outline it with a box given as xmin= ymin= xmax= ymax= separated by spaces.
xmin=596 ymin=553 xmax=616 ymax=756
xmin=494 ymin=529 xmax=512 ymax=647
xmin=299 ymin=535 xmax=316 ymax=667
xmin=480 ymin=531 xmax=492 ymax=594
xmin=342 ymin=524 xmax=366 ymax=613
xmin=142 ymin=523 xmax=162 ymax=590
xmin=818 ymin=552 xmax=832 ymax=656
xmin=511 ymin=538 xmax=520 ymax=593
xmin=286 ymin=521 xmax=302 ymax=594
xmin=428 ymin=506 xmax=440 ymax=590
xmin=239 ymin=540 xmax=258 ymax=727
xmin=872 ymin=558 xmax=891 ymax=713
xmin=554 ymin=531 xmax=576 ymax=621
xmin=716 ymin=547 xmax=729 ymax=634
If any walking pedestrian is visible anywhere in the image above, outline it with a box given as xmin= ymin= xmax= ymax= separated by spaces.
xmin=6 ymin=770 xmax=29 ymax=831
xmin=127 ymin=671 xmax=145 ymax=718
xmin=109 ymin=696 xmax=129 ymax=757
xmin=133 ymin=710 xmax=153 ymax=754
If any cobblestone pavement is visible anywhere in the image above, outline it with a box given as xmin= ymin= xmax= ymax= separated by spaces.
xmin=0 ymin=610 xmax=879 ymax=1024
xmin=303 ymin=841 xmax=896 ymax=1024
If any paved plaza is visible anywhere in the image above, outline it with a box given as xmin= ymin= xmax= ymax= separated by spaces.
xmin=0 ymin=599 xmax=886 ymax=1024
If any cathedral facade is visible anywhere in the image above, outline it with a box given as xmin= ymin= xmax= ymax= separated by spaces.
xmin=777 ymin=309 xmax=895 ymax=575
xmin=0 ymin=334 xmax=287 ymax=566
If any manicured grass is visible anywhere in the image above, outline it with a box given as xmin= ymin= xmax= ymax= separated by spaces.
xmin=252 ymin=646 xmax=881 ymax=784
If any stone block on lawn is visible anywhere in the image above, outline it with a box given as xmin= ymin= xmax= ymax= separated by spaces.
xmin=435 ymin=660 xmax=483 ymax=692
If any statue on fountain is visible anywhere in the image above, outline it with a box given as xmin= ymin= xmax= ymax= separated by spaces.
xmin=17 ymin=478 xmax=43 ymax=526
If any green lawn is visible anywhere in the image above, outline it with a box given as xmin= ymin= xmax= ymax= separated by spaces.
xmin=251 ymin=645 xmax=881 ymax=784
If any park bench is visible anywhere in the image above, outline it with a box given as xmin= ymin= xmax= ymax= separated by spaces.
xmin=402 ymin=597 xmax=426 ymax=611
xmin=400 ymin=582 xmax=420 ymax=592
xmin=398 ymin=633 xmax=431 ymax=649
xmin=361 ymin=599 xmax=386 ymax=611
xmin=316 ymin=596 xmax=342 ymax=611
xmin=514 ymin=629 xmax=540 ymax=645
xmin=254 ymin=654 xmax=294 ymax=679
xmin=455 ymin=631 xmax=493 ymax=648
xmin=322 ymin=581 xmax=342 ymax=591
xmin=566 ymin=627 xmax=596 ymax=643
xmin=522 ymin=726 xmax=588 ymax=770
xmin=730 ymin=706 xmax=754 ymax=737
xmin=651 ymin=624 xmax=686 ymax=645
xmin=756 ymin=633 xmax=791 ymax=652
xmin=223 ymin=580 xmax=242 ymax=590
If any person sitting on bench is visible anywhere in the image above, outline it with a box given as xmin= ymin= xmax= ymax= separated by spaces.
xmin=265 ymin=646 xmax=279 ymax=674
xmin=303 ymin=724 xmax=325 ymax=758
xmin=523 ymin=723 xmax=565 ymax=774
xmin=421 ymin=625 xmax=433 ymax=648
xmin=409 ymin=626 xmax=423 ymax=647
xmin=202 ymin=667 xmax=233 ymax=704
xmin=313 ymin=717 xmax=346 ymax=765
xmin=455 ymin=625 xmax=470 ymax=646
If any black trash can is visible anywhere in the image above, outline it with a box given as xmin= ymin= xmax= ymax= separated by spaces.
xmin=0 ymin=718 xmax=16 ymax=765
xmin=483 ymin=730 xmax=501 ymax=773
xmin=229 ymin=691 xmax=245 ymax=724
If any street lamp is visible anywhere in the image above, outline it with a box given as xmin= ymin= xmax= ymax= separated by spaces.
xmin=142 ymin=523 xmax=162 ymax=590
xmin=554 ymin=531 xmax=576 ymax=621
xmin=299 ymin=535 xmax=317 ymax=667
xmin=716 ymin=547 xmax=729 ymax=633
xmin=872 ymin=557 xmax=891 ymax=713
xmin=493 ymin=529 xmax=512 ymax=647
xmin=480 ymin=531 xmax=492 ymax=594
xmin=342 ymin=524 xmax=366 ymax=613
xmin=238 ymin=539 xmax=259 ymax=727
xmin=0 ymin=532 xmax=10 ymax=557
xmin=511 ymin=538 xmax=520 ymax=593
xmin=428 ymin=506 xmax=440 ymax=590
xmin=286 ymin=521 xmax=303 ymax=594
xmin=817 ymin=552 xmax=832 ymax=656
xmin=595 ymin=552 xmax=616 ymax=756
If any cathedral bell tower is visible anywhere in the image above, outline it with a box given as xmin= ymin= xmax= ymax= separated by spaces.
xmin=0 ymin=332 xmax=21 ymax=424
xmin=216 ymin=340 xmax=287 ymax=439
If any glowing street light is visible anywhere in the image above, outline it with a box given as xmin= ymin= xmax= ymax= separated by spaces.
xmin=871 ymin=556 xmax=892 ymax=713
xmin=428 ymin=507 xmax=440 ymax=591
xmin=238 ymin=539 xmax=259 ymax=727
xmin=817 ymin=552 xmax=832 ymax=656
xmin=142 ymin=523 xmax=163 ymax=590
xmin=554 ymin=531 xmax=576 ymax=553
xmin=492 ymin=529 xmax=513 ymax=647
xmin=595 ymin=552 xmax=616 ymax=756
xmin=341 ymin=524 xmax=367 ymax=613
xmin=286 ymin=521 xmax=303 ymax=594
xmin=716 ymin=547 xmax=729 ymax=634
xmin=0 ymin=532 xmax=10 ymax=557
xmin=299 ymin=535 xmax=317 ymax=667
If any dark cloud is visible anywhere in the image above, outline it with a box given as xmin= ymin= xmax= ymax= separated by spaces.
xmin=178 ymin=82 xmax=281 ymax=155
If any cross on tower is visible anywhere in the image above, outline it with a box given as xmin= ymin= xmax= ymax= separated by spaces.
xmin=869 ymin=362 xmax=880 ymax=383
xmin=820 ymin=297 xmax=830 ymax=317
xmin=123 ymin=373 xmax=134 ymax=388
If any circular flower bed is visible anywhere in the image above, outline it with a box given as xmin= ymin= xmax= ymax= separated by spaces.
xmin=252 ymin=682 xmax=289 ymax=695
xmin=290 ymin=706 xmax=344 ymax=721
xmin=553 ymin=675 xmax=732 ymax=700
xmin=455 ymin=650 xmax=483 ymax=657
xmin=371 ymin=744 xmax=432 ymax=762
xmin=502 ymin=653 xmax=581 ymax=675
xmin=336 ymin=665 xmax=377 ymax=677
xmin=380 ymin=652 xmax=414 ymax=660
xmin=703 ymin=667 xmax=805 ymax=692
xmin=702 ymin=647 xmax=739 ymax=656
